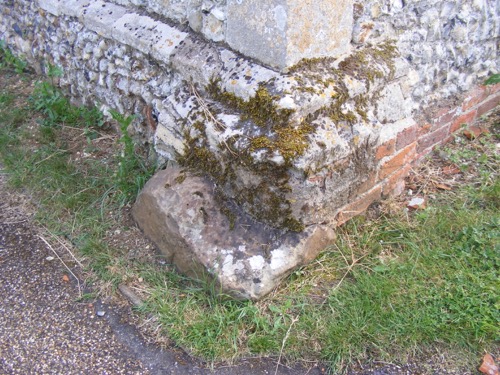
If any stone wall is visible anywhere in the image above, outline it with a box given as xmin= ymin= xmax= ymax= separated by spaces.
xmin=352 ymin=0 xmax=499 ymax=114
xmin=0 ymin=0 xmax=498 ymax=299
xmin=110 ymin=0 xmax=227 ymax=43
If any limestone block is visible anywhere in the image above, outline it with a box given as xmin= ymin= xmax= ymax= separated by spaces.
xmin=38 ymin=0 xmax=63 ymax=16
xmin=132 ymin=167 xmax=335 ymax=300
xmin=59 ymin=0 xmax=92 ymax=18
xmin=82 ymin=1 xmax=128 ymax=37
xmin=170 ymin=38 xmax=223 ymax=87
xmin=111 ymin=14 xmax=188 ymax=61
xmin=226 ymin=0 xmax=353 ymax=70
xmin=218 ymin=49 xmax=279 ymax=100
xmin=376 ymin=82 xmax=411 ymax=123
xmin=201 ymin=10 xmax=225 ymax=42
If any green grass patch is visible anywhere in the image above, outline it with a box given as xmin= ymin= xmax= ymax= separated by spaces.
xmin=0 ymin=45 xmax=498 ymax=373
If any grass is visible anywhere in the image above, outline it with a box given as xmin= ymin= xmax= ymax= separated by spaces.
xmin=0 ymin=44 xmax=498 ymax=374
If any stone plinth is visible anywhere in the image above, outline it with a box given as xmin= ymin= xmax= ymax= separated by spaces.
xmin=132 ymin=167 xmax=335 ymax=300
xmin=226 ymin=0 xmax=353 ymax=70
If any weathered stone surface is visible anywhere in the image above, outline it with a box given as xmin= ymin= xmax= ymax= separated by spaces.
xmin=226 ymin=0 xmax=353 ymax=69
xmin=132 ymin=167 xmax=335 ymax=300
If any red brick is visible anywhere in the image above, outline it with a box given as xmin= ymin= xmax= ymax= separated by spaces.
xmin=337 ymin=185 xmax=382 ymax=226
xmin=450 ymin=109 xmax=477 ymax=134
xmin=379 ymin=143 xmax=416 ymax=180
xmin=382 ymin=164 xmax=411 ymax=197
xmin=418 ymin=123 xmax=432 ymax=136
xmin=396 ymin=124 xmax=418 ymax=150
xmin=477 ymin=92 xmax=500 ymax=117
xmin=351 ymin=172 xmax=378 ymax=198
xmin=417 ymin=125 xmax=450 ymax=154
xmin=462 ymin=86 xmax=488 ymax=111
xmin=436 ymin=106 xmax=452 ymax=118
xmin=463 ymin=125 xmax=490 ymax=140
xmin=416 ymin=146 xmax=435 ymax=162
xmin=375 ymin=139 xmax=396 ymax=160
xmin=433 ymin=107 xmax=458 ymax=129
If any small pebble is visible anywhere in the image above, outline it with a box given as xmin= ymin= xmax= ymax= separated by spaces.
xmin=96 ymin=310 xmax=106 ymax=317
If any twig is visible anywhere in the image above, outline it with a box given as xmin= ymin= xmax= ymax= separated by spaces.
xmin=3 ymin=219 xmax=27 ymax=225
xmin=190 ymin=83 xmax=226 ymax=131
xmin=43 ymin=227 xmax=84 ymax=269
xmin=327 ymin=247 xmax=369 ymax=298
xmin=189 ymin=83 xmax=238 ymax=156
xmin=34 ymin=144 xmax=80 ymax=166
xmin=274 ymin=315 xmax=299 ymax=375
xmin=38 ymin=234 xmax=82 ymax=297
xmin=34 ymin=149 xmax=67 ymax=166
xmin=118 ymin=284 xmax=143 ymax=307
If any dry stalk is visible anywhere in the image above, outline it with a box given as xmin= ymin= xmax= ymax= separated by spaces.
xmin=38 ymin=234 xmax=82 ymax=297
xmin=43 ymin=227 xmax=84 ymax=268
xmin=327 ymin=245 xmax=369 ymax=299
xmin=274 ymin=315 xmax=300 ymax=375
xmin=189 ymin=83 xmax=238 ymax=156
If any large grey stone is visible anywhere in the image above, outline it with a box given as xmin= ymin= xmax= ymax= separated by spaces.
xmin=226 ymin=0 xmax=353 ymax=70
xmin=132 ymin=167 xmax=335 ymax=300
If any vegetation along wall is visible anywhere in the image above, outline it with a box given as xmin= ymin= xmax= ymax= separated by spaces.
xmin=0 ymin=0 xmax=498 ymax=299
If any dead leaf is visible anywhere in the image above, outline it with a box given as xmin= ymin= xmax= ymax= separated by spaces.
xmin=442 ymin=165 xmax=461 ymax=175
xmin=479 ymin=353 xmax=499 ymax=375
xmin=62 ymin=274 xmax=70 ymax=282
xmin=435 ymin=183 xmax=452 ymax=190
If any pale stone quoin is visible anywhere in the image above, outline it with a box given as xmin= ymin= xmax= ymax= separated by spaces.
xmin=1 ymin=0 xmax=498 ymax=299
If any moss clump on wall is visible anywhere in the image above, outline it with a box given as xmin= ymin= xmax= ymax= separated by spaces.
xmin=249 ymin=122 xmax=315 ymax=162
xmin=338 ymin=41 xmax=398 ymax=84
xmin=179 ymin=41 xmax=399 ymax=233
xmin=207 ymin=80 xmax=294 ymax=128
xmin=177 ymin=119 xmax=306 ymax=232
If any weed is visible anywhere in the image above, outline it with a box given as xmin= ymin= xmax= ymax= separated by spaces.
xmin=109 ymin=109 xmax=155 ymax=205
xmin=484 ymin=73 xmax=500 ymax=85
xmin=30 ymin=66 xmax=103 ymax=130
xmin=0 ymin=40 xmax=28 ymax=74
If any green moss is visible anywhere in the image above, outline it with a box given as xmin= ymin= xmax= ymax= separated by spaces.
xmin=243 ymin=180 xmax=305 ymax=233
xmin=274 ymin=123 xmax=315 ymax=162
xmin=174 ymin=174 xmax=186 ymax=184
xmin=249 ymin=123 xmax=314 ymax=163
xmin=288 ymin=57 xmax=331 ymax=74
xmin=338 ymin=41 xmax=398 ymax=85
xmin=249 ymin=136 xmax=273 ymax=151
xmin=179 ymin=42 xmax=399 ymax=232
xmin=207 ymin=80 xmax=294 ymax=128
xmin=178 ymin=115 xmax=305 ymax=232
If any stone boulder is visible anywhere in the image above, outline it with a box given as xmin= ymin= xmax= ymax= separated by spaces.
xmin=132 ymin=166 xmax=335 ymax=300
